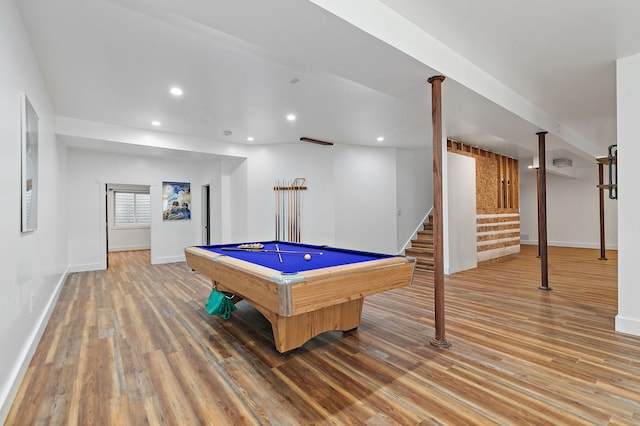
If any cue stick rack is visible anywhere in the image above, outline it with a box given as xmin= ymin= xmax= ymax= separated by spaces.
xmin=274 ymin=178 xmax=307 ymax=242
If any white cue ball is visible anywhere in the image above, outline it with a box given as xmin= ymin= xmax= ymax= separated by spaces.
xmin=304 ymin=254 xmax=311 ymax=261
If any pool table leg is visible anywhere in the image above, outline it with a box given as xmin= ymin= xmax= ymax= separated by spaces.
xmin=270 ymin=299 xmax=364 ymax=353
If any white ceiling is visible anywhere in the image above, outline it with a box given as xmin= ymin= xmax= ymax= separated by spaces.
xmin=16 ymin=0 xmax=640 ymax=168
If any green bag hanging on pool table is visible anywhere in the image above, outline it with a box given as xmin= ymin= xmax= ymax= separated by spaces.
xmin=205 ymin=288 xmax=237 ymax=319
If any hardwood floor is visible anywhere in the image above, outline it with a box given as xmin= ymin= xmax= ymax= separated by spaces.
xmin=7 ymin=246 xmax=640 ymax=425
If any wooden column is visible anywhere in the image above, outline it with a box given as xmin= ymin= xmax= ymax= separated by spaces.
xmin=537 ymin=132 xmax=551 ymax=291
xmin=427 ymin=75 xmax=450 ymax=348
xmin=536 ymin=168 xmax=541 ymax=258
xmin=598 ymin=162 xmax=607 ymax=260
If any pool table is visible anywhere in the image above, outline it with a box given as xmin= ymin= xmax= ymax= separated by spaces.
xmin=185 ymin=241 xmax=416 ymax=352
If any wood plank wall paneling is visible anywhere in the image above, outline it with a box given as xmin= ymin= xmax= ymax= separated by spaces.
xmin=447 ymin=139 xmax=521 ymax=263
xmin=477 ymin=210 xmax=521 ymax=264
xmin=7 ymin=247 xmax=640 ymax=425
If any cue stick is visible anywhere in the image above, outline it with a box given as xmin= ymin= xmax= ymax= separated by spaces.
xmin=295 ymin=179 xmax=299 ymax=241
xmin=288 ymin=179 xmax=292 ymax=241
xmin=295 ymin=178 xmax=302 ymax=242
xmin=293 ymin=179 xmax=297 ymax=241
xmin=275 ymin=242 xmax=283 ymax=263
xmin=221 ymin=248 xmax=323 ymax=255
xmin=279 ymin=181 xmax=282 ymax=240
xmin=280 ymin=181 xmax=287 ymax=240
xmin=296 ymin=184 xmax=301 ymax=242
xmin=278 ymin=180 xmax=282 ymax=240
xmin=275 ymin=180 xmax=278 ymax=240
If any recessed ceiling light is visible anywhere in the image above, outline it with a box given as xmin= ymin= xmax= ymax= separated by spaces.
xmin=286 ymin=114 xmax=296 ymax=121
xmin=247 ymin=137 xmax=255 ymax=142
xmin=170 ymin=87 xmax=183 ymax=96
xmin=151 ymin=120 xmax=161 ymax=126
xmin=377 ymin=136 xmax=385 ymax=142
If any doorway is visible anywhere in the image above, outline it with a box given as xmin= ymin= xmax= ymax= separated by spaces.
xmin=105 ymin=183 xmax=151 ymax=267
xmin=202 ymin=184 xmax=211 ymax=245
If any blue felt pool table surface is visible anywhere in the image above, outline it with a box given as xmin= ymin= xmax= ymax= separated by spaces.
xmin=196 ymin=241 xmax=394 ymax=275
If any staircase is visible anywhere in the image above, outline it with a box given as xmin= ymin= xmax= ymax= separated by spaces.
xmin=405 ymin=215 xmax=434 ymax=272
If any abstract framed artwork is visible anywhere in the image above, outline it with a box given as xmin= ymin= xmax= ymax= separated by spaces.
xmin=21 ymin=93 xmax=39 ymax=232
xmin=162 ymin=181 xmax=191 ymax=220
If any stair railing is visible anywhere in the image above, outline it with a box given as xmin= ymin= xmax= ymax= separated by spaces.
xmin=398 ymin=207 xmax=433 ymax=255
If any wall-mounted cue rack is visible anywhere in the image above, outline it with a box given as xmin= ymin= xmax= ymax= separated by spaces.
xmin=274 ymin=178 xmax=307 ymax=242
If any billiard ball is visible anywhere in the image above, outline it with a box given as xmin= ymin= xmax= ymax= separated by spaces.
xmin=304 ymin=254 xmax=311 ymax=261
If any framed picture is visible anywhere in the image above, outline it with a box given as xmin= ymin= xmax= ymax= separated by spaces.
xmin=21 ymin=93 xmax=39 ymax=232
xmin=162 ymin=181 xmax=191 ymax=220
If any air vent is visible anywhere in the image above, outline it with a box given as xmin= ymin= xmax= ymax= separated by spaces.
xmin=552 ymin=158 xmax=572 ymax=168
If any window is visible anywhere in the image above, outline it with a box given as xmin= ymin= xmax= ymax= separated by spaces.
xmin=114 ymin=192 xmax=151 ymax=226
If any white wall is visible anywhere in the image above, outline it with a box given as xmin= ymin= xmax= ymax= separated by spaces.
xmin=242 ymin=143 xmax=402 ymax=255
xmin=0 ymin=1 xmax=69 ymax=421
xmin=519 ymin=164 xmax=618 ymax=249
xmin=227 ymin=158 xmax=249 ymax=243
xmin=446 ymin=152 xmax=477 ymax=274
xmin=66 ymin=141 xmax=426 ymax=269
xmin=616 ymin=53 xmax=640 ymax=336
xmin=206 ymin=158 xmax=236 ymax=244
xmin=332 ymin=145 xmax=398 ymax=253
xmin=66 ymin=149 xmax=220 ymax=270
xmin=245 ymin=143 xmax=335 ymax=245
xmin=396 ymin=147 xmax=432 ymax=252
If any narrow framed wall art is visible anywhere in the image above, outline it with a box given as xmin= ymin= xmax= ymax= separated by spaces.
xmin=21 ymin=93 xmax=39 ymax=232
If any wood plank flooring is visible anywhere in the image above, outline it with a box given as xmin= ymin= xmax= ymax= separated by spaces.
xmin=7 ymin=245 xmax=640 ymax=425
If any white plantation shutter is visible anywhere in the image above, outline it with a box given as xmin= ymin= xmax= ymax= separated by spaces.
xmin=135 ymin=193 xmax=151 ymax=223
xmin=115 ymin=192 xmax=150 ymax=225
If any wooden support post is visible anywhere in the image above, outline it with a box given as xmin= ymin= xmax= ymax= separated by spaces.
xmin=536 ymin=168 xmax=541 ymax=258
xmin=497 ymin=155 xmax=502 ymax=208
xmin=537 ymin=132 xmax=551 ymax=291
xmin=598 ymin=162 xmax=607 ymax=260
xmin=427 ymin=75 xmax=451 ymax=348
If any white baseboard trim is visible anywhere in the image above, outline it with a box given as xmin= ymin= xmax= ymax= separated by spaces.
xmin=520 ymin=240 xmax=618 ymax=250
xmin=152 ymin=254 xmax=186 ymax=265
xmin=68 ymin=262 xmax=104 ymax=273
xmin=108 ymin=245 xmax=150 ymax=252
xmin=615 ymin=315 xmax=640 ymax=337
xmin=0 ymin=268 xmax=68 ymax=425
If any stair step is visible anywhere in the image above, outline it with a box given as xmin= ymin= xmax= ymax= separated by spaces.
xmin=415 ymin=260 xmax=434 ymax=269
xmin=406 ymin=253 xmax=434 ymax=265
xmin=415 ymin=264 xmax=434 ymax=272
xmin=406 ymin=214 xmax=435 ymax=273
xmin=406 ymin=247 xmax=433 ymax=256
xmin=411 ymin=240 xmax=433 ymax=248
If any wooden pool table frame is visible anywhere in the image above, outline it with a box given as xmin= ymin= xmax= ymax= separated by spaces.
xmin=185 ymin=246 xmax=416 ymax=352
